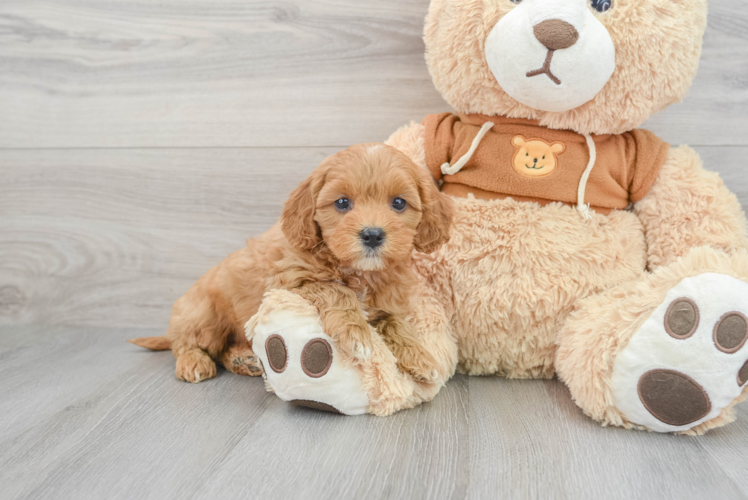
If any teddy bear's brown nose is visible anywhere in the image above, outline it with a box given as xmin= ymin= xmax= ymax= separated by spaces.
xmin=533 ymin=19 xmax=579 ymax=51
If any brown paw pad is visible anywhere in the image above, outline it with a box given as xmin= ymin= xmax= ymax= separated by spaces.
xmin=638 ymin=369 xmax=711 ymax=426
xmin=232 ymin=356 xmax=263 ymax=376
xmin=739 ymin=360 xmax=748 ymax=387
xmin=301 ymin=338 xmax=333 ymax=378
xmin=290 ymin=399 xmax=342 ymax=414
xmin=713 ymin=312 xmax=748 ymax=354
xmin=265 ymin=335 xmax=288 ymax=373
xmin=664 ymin=298 xmax=699 ymax=339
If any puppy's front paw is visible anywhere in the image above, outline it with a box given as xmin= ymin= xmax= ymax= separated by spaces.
xmin=176 ymin=349 xmax=217 ymax=383
xmin=229 ymin=355 xmax=263 ymax=377
xmin=221 ymin=345 xmax=263 ymax=377
xmin=395 ymin=346 xmax=442 ymax=383
xmin=336 ymin=326 xmax=374 ymax=362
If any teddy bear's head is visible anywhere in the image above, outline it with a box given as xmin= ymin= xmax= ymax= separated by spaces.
xmin=424 ymin=0 xmax=707 ymax=135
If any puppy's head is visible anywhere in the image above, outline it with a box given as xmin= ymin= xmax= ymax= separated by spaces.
xmin=281 ymin=143 xmax=453 ymax=271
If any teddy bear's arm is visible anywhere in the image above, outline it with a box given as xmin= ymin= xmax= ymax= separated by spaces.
xmin=634 ymin=145 xmax=748 ymax=271
xmin=385 ymin=121 xmax=428 ymax=171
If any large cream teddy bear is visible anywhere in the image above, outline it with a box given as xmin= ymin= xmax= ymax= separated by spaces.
xmin=248 ymin=0 xmax=748 ymax=435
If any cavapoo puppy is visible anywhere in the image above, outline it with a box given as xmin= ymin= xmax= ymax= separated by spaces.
xmin=129 ymin=143 xmax=454 ymax=384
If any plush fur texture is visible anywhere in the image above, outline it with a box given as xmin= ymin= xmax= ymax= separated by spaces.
xmin=556 ymin=247 xmax=748 ymax=436
xmin=635 ymin=146 xmax=748 ymax=270
xmin=415 ymin=193 xmax=647 ymax=378
xmin=387 ymin=122 xmax=748 ymax=432
xmin=247 ymin=286 xmax=459 ymax=416
xmin=130 ymin=144 xmax=454 ymax=384
xmin=424 ymin=0 xmax=707 ymax=135
xmin=386 ymin=122 xmax=428 ymax=171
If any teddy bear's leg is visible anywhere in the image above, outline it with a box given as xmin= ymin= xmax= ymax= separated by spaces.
xmin=557 ymin=147 xmax=748 ymax=434
xmin=247 ymin=284 xmax=455 ymax=416
xmin=557 ymin=249 xmax=748 ymax=434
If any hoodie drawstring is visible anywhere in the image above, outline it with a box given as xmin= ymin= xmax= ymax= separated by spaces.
xmin=440 ymin=121 xmax=495 ymax=176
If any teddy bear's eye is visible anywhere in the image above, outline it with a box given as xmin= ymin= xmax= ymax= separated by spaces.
xmin=526 ymin=153 xmax=529 ymax=156
xmin=542 ymin=156 xmax=545 ymax=159
xmin=591 ymin=0 xmax=612 ymax=12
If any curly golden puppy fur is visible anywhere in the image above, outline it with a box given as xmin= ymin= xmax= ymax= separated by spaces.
xmin=129 ymin=143 xmax=454 ymax=383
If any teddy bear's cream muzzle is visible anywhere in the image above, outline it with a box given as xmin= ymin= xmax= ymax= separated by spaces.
xmin=485 ymin=0 xmax=616 ymax=113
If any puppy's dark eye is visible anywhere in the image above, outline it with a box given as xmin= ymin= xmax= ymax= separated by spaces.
xmin=510 ymin=0 xmax=522 ymax=3
xmin=591 ymin=0 xmax=612 ymax=12
xmin=391 ymin=197 xmax=407 ymax=212
xmin=335 ymin=198 xmax=351 ymax=211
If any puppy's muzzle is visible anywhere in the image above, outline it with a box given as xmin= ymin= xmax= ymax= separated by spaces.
xmin=360 ymin=227 xmax=385 ymax=249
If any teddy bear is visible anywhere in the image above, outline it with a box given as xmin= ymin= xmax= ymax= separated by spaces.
xmin=247 ymin=0 xmax=748 ymax=434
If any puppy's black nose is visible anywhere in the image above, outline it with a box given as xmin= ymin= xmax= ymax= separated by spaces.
xmin=360 ymin=227 xmax=385 ymax=249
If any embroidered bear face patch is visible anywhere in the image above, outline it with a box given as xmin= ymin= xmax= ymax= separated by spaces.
xmin=511 ymin=135 xmax=566 ymax=178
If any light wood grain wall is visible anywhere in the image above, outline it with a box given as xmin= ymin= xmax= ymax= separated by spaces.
xmin=1 ymin=0 xmax=747 ymax=330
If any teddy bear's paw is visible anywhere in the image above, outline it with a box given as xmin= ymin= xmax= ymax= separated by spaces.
xmin=248 ymin=292 xmax=370 ymax=416
xmin=611 ymin=273 xmax=748 ymax=433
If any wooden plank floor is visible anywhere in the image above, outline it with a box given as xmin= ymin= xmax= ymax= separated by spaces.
xmin=1 ymin=0 xmax=748 ymax=499
xmin=1 ymin=326 xmax=748 ymax=500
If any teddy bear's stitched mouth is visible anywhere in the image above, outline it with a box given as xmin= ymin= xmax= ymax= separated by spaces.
xmin=525 ymin=164 xmax=546 ymax=170
xmin=526 ymin=49 xmax=562 ymax=86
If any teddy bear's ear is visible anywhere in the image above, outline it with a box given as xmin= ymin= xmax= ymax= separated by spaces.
xmin=550 ymin=142 xmax=566 ymax=154
xmin=511 ymin=135 xmax=527 ymax=148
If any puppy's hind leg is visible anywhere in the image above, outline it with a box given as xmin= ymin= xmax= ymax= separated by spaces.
xmin=167 ymin=284 xmax=231 ymax=384
xmin=175 ymin=348 xmax=217 ymax=383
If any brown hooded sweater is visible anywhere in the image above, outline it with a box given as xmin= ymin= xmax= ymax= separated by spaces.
xmin=423 ymin=113 xmax=670 ymax=214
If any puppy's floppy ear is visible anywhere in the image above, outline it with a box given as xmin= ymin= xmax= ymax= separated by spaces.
xmin=414 ymin=165 xmax=454 ymax=254
xmin=281 ymin=170 xmax=323 ymax=251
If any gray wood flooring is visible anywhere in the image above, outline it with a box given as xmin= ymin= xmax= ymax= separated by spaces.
xmin=1 ymin=0 xmax=747 ymax=499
